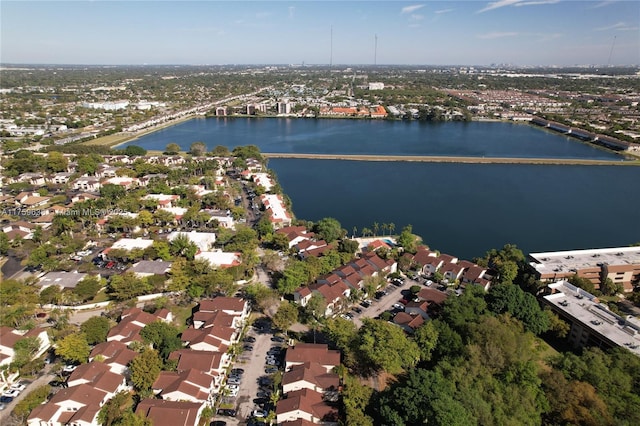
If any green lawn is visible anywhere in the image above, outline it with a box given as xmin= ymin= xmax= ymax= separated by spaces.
xmin=170 ymin=304 xmax=195 ymax=331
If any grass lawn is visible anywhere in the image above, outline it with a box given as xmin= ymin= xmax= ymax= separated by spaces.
xmin=82 ymin=134 xmax=133 ymax=147
xmin=89 ymin=289 xmax=110 ymax=303
xmin=170 ymin=303 xmax=195 ymax=331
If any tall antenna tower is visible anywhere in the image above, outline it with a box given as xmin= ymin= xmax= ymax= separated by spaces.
xmin=607 ymin=35 xmax=617 ymax=66
xmin=374 ymin=34 xmax=378 ymax=65
xmin=330 ymin=25 xmax=333 ymax=68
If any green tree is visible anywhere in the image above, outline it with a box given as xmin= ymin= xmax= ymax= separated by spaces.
xmin=568 ymin=274 xmax=596 ymax=294
xmin=129 ymin=349 xmax=162 ymax=394
xmin=165 ymin=143 xmax=181 ymax=154
xmin=487 ymin=284 xmax=550 ymax=335
xmin=342 ymin=373 xmax=374 ymax=426
xmin=55 ymin=333 xmax=90 ymax=364
xmin=39 ymin=285 xmax=62 ymax=306
xmin=189 ymin=141 xmax=207 ymax=156
xmin=73 ymin=275 xmax=103 ymax=302
xmin=140 ymin=321 xmax=183 ymax=360
xmin=413 ymin=321 xmax=439 ymax=362
xmin=80 ymin=316 xmax=110 ymax=345
xmin=123 ymin=145 xmax=147 ymax=156
xmin=313 ymin=217 xmax=345 ymax=243
xmin=13 ymin=337 xmax=42 ymax=368
xmin=108 ymin=272 xmax=151 ymax=301
xmin=12 ymin=384 xmax=51 ymax=421
xmin=272 ymin=301 xmax=299 ymax=332
xmin=354 ymin=318 xmax=420 ymax=374
xmin=211 ymin=145 xmax=231 ymax=156
xmin=45 ymin=151 xmax=69 ymax=173
xmin=397 ymin=224 xmax=419 ymax=253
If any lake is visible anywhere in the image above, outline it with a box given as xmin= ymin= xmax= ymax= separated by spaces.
xmin=123 ymin=118 xmax=639 ymax=259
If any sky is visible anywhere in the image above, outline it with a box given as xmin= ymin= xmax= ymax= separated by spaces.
xmin=1 ymin=0 xmax=638 ymax=66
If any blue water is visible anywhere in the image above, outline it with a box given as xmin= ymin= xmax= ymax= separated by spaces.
xmin=123 ymin=118 xmax=639 ymax=259
xmin=124 ymin=117 xmax=621 ymax=160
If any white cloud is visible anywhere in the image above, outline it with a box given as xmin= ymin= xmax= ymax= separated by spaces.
xmin=410 ymin=13 xmax=425 ymax=21
xmin=477 ymin=0 xmax=559 ymax=13
xmin=596 ymin=22 xmax=638 ymax=31
xmin=589 ymin=1 xmax=617 ymax=9
xmin=514 ymin=0 xmax=560 ymax=6
xmin=477 ymin=0 xmax=522 ymax=14
xmin=401 ymin=4 xmax=425 ymax=14
xmin=288 ymin=6 xmax=295 ymax=19
xmin=434 ymin=9 xmax=454 ymax=14
xmin=477 ymin=31 xmax=519 ymax=39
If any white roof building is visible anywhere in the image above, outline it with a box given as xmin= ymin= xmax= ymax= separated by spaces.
xmin=195 ymin=250 xmax=241 ymax=269
xmin=168 ymin=231 xmax=217 ymax=252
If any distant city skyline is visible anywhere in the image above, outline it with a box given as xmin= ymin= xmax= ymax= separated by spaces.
xmin=1 ymin=1 xmax=638 ymax=66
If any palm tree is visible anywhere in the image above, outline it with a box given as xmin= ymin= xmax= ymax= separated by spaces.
xmin=389 ymin=222 xmax=395 ymax=236
xmin=373 ymin=222 xmax=379 ymax=237
xmin=361 ymin=227 xmax=371 ymax=238
xmin=352 ymin=226 xmax=357 ymax=239
xmin=381 ymin=223 xmax=388 ymax=236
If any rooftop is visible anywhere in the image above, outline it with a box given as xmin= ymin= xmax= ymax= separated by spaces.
xmin=530 ymin=246 xmax=640 ymax=276
xmin=543 ymin=280 xmax=640 ymax=356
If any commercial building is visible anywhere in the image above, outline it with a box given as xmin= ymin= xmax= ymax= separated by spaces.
xmin=542 ymin=280 xmax=640 ymax=356
xmin=529 ymin=246 xmax=640 ymax=292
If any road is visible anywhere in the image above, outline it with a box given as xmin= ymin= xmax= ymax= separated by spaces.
xmin=0 ymin=367 xmax=56 ymax=425
xmin=262 ymin=152 xmax=639 ymax=166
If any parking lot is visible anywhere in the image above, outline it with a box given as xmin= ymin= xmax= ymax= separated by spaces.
xmin=212 ymin=318 xmax=283 ymax=425
xmin=352 ymin=276 xmax=421 ymax=327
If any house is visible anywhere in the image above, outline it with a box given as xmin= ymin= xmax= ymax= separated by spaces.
xmin=103 ymin=238 xmax=154 ymax=256
xmin=180 ymin=327 xmax=233 ymax=353
xmin=142 ymin=194 xmax=180 ymax=208
xmin=293 ymin=287 xmax=313 ymax=307
xmin=195 ymin=250 xmax=242 ymax=269
xmin=152 ymin=369 xmax=215 ymax=403
xmin=128 ymin=260 xmax=173 ymax=278
xmin=282 ymin=362 xmax=340 ymax=394
xmin=48 ymin=172 xmax=73 ymax=185
xmin=89 ymin=341 xmax=138 ymax=375
xmin=102 ymin=176 xmax=140 ymax=189
xmin=37 ymin=271 xmax=89 ymax=290
xmin=106 ymin=308 xmax=170 ymax=345
xmin=168 ymin=349 xmax=231 ymax=379
xmin=197 ymin=297 xmax=250 ymax=324
xmin=72 ymin=177 xmax=102 ymax=191
xmin=276 ymin=226 xmax=314 ymax=249
xmin=393 ymin=312 xmax=425 ymax=333
xmin=260 ymin=194 xmax=292 ymax=229
xmin=276 ymin=388 xmax=339 ymax=425
xmin=27 ymin=384 xmax=108 ymax=426
xmin=70 ymin=193 xmax=99 ymax=204
xmin=167 ymin=231 xmax=216 ymax=252
xmin=285 ymin=344 xmax=340 ymax=373
xmin=404 ymin=300 xmax=430 ymax=320
xmin=0 ymin=327 xmax=51 ymax=367
xmin=136 ymin=399 xmax=204 ymax=426
xmin=66 ymin=362 xmax=129 ymax=396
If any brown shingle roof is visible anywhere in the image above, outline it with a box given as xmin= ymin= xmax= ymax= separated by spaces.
xmin=136 ymin=398 xmax=203 ymax=426
xmin=285 ymin=343 xmax=340 ymax=368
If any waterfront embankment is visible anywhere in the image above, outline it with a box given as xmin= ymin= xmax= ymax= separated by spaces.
xmin=263 ymin=153 xmax=639 ymax=166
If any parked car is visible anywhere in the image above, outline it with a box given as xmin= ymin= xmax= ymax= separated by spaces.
xmin=252 ymin=410 xmax=266 ymax=418
xmin=257 ymin=391 xmax=271 ymax=398
xmin=10 ymin=382 xmax=27 ymax=392
xmin=271 ymin=335 xmax=285 ymax=342
xmin=210 ymin=421 xmax=227 ymax=426
xmin=2 ymin=389 xmax=20 ymax=398
xmin=227 ymin=378 xmax=241 ymax=385
xmin=265 ymin=367 xmax=278 ymax=374
xmin=243 ymin=336 xmax=256 ymax=343
xmin=0 ymin=396 xmax=13 ymax=404
xmin=393 ymin=303 xmax=405 ymax=311
xmin=230 ymin=368 xmax=244 ymax=375
xmin=217 ymin=409 xmax=237 ymax=417
xmin=0 ymin=402 xmax=6 ymax=411
xmin=62 ymin=364 xmax=77 ymax=373
xmin=243 ymin=345 xmax=253 ymax=352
